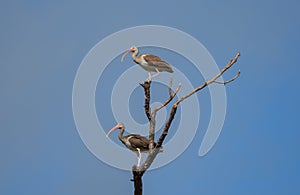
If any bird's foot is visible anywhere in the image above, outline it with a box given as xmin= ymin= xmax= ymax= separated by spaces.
xmin=146 ymin=77 xmax=152 ymax=82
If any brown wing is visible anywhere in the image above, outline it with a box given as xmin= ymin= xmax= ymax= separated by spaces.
xmin=143 ymin=54 xmax=165 ymax=62
xmin=143 ymin=54 xmax=174 ymax=73
xmin=128 ymin=134 xmax=150 ymax=151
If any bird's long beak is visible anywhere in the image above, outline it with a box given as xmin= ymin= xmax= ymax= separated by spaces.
xmin=106 ymin=124 xmax=120 ymax=138
xmin=121 ymin=49 xmax=133 ymax=62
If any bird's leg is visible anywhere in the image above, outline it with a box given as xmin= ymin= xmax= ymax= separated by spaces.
xmin=151 ymin=68 xmax=160 ymax=79
xmin=147 ymin=72 xmax=152 ymax=82
xmin=137 ymin=148 xmax=141 ymax=167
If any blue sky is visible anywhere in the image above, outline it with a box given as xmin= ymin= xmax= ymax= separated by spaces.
xmin=1 ymin=0 xmax=300 ymax=194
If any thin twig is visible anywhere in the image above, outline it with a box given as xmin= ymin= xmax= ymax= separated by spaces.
xmin=168 ymin=78 xmax=173 ymax=97
xmin=175 ymin=51 xmax=241 ymax=106
xmin=154 ymin=80 xmax=181 ymax=113
xmin=214 ymin=69 xmax=241 ymax=85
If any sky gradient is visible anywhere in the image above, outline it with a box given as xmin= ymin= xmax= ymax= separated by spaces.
xmin=1 ymin=1 xmax=300 ymax=194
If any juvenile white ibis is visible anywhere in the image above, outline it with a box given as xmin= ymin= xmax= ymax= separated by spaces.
xmin=121 ymin=46 xmax=174 ymax=81
xmin=106 ymin=123 xmax=163 ymax=166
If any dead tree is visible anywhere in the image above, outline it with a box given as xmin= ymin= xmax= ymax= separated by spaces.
xmin=131 ymin=52 xmax=241 ymax=195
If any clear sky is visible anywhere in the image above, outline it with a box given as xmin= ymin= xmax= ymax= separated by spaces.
xmin=1 ymin=0 xmax=300 ymax=194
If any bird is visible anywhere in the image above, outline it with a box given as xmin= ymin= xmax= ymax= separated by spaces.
xmin=106 ymin=123 xmax=163 ymax=166
xmin=121 ymin=46 xmax=174 ymax=81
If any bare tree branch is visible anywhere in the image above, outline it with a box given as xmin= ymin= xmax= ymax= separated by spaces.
xmin=154 ymin=79 xmax=181 ymax=113
xmin=156 ymin=105 xmax=177 ymax=147
xmin=149 ymin=78 xmax=181 ymax=150
xmin=157 ymin=51 xmax=241 ymax=151
xmin=140 ymin=81 xmax=151 ymax=121
xmin=214 ymin=69 xmax=241 ymax=85
xmin=132 ymin=79 xmax=181 ymax=190
xmin=174 ymin=51 xmax=241 ymax=106
xmin=132 ymin=51 xmax=241 ymax=195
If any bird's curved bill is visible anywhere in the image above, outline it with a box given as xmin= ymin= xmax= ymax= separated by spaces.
xmin=121 ymin=49 xmax=132 ymax=62
xmin=106 ymin=124 xmax=119 ymax=138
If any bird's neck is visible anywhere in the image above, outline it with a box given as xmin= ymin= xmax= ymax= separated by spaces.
xmin=118 ymin=127 xmax=125 ymax=141
xmin=132 ymin=50 xmax=139 ymax=63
